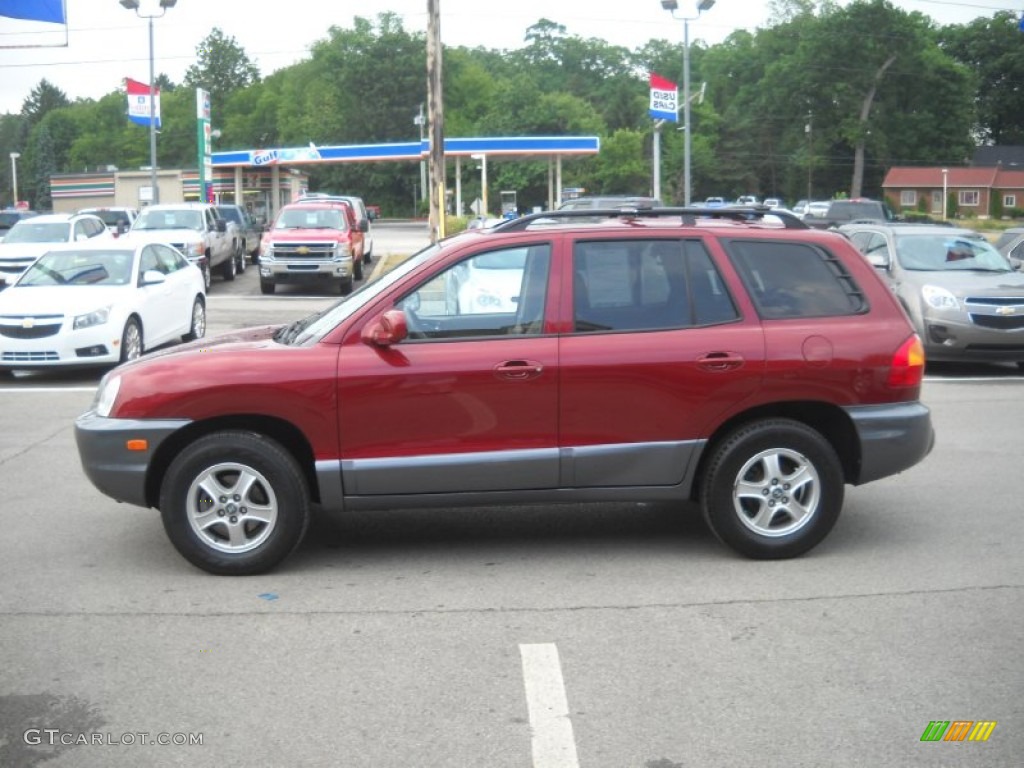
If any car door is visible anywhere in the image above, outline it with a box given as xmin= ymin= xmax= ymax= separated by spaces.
xmin=137 ymin=244 xmax=179 ymax=345
xmin=335 ymin=241 xmax=559 ymax=496
xmin=558 ymin=237 xmax=765 ymax=489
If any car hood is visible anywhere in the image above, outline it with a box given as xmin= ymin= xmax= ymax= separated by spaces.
xmin=0 ymin=284 xmax=129 ymax=313
xmin=125 ymin=324 xmax=284 ymax=365
xmin=0 ymin=242 xmax=52 ymax=257
xmin=900 ymin=269 xmax=1024 ymax=297
xmin=125 ymin=230 xmax=203 ymax=243
xmin=266 ymin=229 xmax=350 ymax=241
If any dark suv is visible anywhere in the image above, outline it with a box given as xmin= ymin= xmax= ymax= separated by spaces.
xmin=75 ymin=207 xmax=934 ymax=574
xmin=803 ymin=198 xmax=897 ymax=229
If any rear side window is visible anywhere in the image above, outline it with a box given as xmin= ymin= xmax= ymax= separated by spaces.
xmin=572 ymin=239 xmax=738 ymax=332
xmin=727 ymin=240 xmax=868 ymax=319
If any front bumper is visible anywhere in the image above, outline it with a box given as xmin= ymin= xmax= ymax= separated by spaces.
xmin=0 ymin=320 xmax=124 ymax=369
xmin=75 ymin=410 xmax=191 ymax=508
xmin=920 ymin=305 xmax=1024 ymax=362
xmin=844 ymin=402 xmax=934 ymax=485
xmin=259 ymin=256 xmax=352 ymax=283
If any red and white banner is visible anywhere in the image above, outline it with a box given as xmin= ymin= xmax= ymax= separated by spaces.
xmin=649 ymin=72 xmax=678 ymax=122
xmin=126 ymin=78 xmax=161 ymax=129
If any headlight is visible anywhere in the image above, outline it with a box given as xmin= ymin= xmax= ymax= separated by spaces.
xmin=186 ymin=242 xmax=204 ymax=258
xmin=336 ymin=243 xmax=352 ymax=258
xmin=94 ymin=374 xmax=121 ymax=417
xmin=922 ymin=285 xmax=959 ymax=311
xmin=74 ymin=306 xmax=111 ymax=330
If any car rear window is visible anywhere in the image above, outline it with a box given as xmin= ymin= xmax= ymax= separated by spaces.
xmin=726 ymin=239 xmax=868 ymax=319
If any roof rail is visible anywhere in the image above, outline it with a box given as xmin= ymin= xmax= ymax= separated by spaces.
xmin=491 ymin=205 xmax=809 ymax=232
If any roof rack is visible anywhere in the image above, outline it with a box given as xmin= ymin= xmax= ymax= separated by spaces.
xmin=491 ymin=205 xmax=809 ymax=232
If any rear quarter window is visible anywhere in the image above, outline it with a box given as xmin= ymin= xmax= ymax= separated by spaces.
xmin=726 ymin=239 xmax=868 ymax=319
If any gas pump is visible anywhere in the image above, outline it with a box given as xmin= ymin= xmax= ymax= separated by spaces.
xmin=500 ymin=190 xmax=518 ymax=220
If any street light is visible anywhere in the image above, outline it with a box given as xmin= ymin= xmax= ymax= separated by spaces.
xmin=661 ymin=0 xmax=715 ymax=206
xmin=941 ymin=167 xmax=948 ymax=221
xmin=9 ymin=152 xmax=20 ymax=207
xmin=471 ymin=154 xmax=488 ymax=219
xmin=120 ymin=0 xmax=177 ymax=205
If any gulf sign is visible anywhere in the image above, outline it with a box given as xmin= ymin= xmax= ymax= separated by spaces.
xmin=649 ymin=73 xmax=678 ymax=122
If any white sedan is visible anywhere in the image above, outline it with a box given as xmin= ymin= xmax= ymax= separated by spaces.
xmin=0 ymin=240 xmax=206 ymax=372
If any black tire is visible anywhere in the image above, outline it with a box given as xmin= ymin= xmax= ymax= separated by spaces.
xmin=201 ymin=263 xmax=211 ymax=292
xmin=159 ymin=431 xmax=310 ymax=575
xmin=182 ymin=296 xmax=206 ymax=342
xmin=119 ymin=317 xmax=143 ymax=363
xmin=236 ymin=243 xmax=247 ymax=274
xmin=339 ymin=278 xmax=353 ymax=295
xmin=363 ymin=245 xmax=373 ymax=264
xmin=260 ymin=280 xmax=275 ymax=295
xmin=221 ymin=251 xmax=236 ymax=281
xmin=354 ymin=258 xmax=363 ymax=281
xmin=700 ymin=419 xmax=844 ymax=559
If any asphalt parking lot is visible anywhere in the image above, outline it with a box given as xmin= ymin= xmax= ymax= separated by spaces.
xmin=0 ymin=222 xmax=1021 ymax=767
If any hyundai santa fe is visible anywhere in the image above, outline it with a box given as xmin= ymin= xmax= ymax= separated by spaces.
xmin=75 ymin=207 xmax=934 ymax=574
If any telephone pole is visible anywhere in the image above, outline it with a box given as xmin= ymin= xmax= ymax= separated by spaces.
xmin=426 ymin=0 xmax=445 ymax=242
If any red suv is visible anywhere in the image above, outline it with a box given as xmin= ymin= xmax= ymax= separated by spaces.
xmin=75 ymin=208 xmax=934 ymax=574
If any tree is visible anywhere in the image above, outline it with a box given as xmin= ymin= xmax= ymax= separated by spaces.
xmin=183 ymin=28 xmax=259 ymax=113
xmin=940 ymin=12 xmax=1024 ymax=144
xmin=21 ymin=79 xmax=69 ymax=125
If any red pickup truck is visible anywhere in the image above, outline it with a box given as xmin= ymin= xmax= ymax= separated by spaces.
xmin=257 ymin=200 xmax=366 ymax=294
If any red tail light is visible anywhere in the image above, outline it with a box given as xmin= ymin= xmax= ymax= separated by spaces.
xmin=887 ymin=334 xmax=925 ymax=388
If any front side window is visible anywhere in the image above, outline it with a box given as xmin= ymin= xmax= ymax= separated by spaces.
xmin=396 ymin=244 xmax=551 ymax=339
xmin=572 ymin=239 xmax=737 ymax=333
xmin=727 ymin=239 xmax=868 ymax=319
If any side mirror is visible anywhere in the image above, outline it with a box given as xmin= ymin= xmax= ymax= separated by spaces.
xmin=116 ymin=220 xmax=129 ymax=236
xmin=141 ymin=269 xmax=166 ymax=285
xmin=866 ymin=252 xmax=890 ymax=270
xmin=359 ymin=219 xmax=369 ymax=233
xmin=361 ymin=309 xmax=408 ymax=346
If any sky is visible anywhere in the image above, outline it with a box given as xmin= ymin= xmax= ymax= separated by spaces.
xmin=0 ymin=0 xmax=1020 ymax=116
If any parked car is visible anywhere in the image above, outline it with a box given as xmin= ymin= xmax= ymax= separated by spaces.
xmin=763 ymin=198 xmax=784 ymax=209
xmin=0 ymin=239 xmax=205 ymax=372
xmin=74 ymin=206 xmax=933 ymax=575
xmin=558 ymin=196 xmax=663 ymax=211
xmin=0 ymin=212 xmax=110 ymax=288
xmin=802 ymin=201 xmax=830 ymax=219
xmin=215 ymin=204 xmax=261 ymax=266
xmin=736 ymin=195 xmax=760 ymax=205
xmin=0 ymin=209 xmax=39 ymax=239
xmin=803 ymin=198 xmax=897 ymax=229
xmin=791 ymin=200 xmax=809 ymax=216
xmin=258 ymin=199 xmax=365 ymax=294
xmin=704 ymin=197 xmax=727 ymax=208
xmin=840 ymin=222 xmax=1024 ymax=366
xmin=126 ymin=203 xmax=233 ymax=291
xmin=78 ymin=206 xmax=139 ymax=236
xmin=296 ymin=194 xmax=374 ymax=264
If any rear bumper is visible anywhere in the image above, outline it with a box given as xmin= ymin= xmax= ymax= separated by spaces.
xmin=844 ymin=402 xmax=934 ymax=484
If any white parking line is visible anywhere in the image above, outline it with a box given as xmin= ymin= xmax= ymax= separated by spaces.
xmin=520 ymin=643 xmax=581 ymax=768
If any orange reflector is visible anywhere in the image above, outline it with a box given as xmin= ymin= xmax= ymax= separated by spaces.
xmin=125 ymin=439 xmax=149 ymax=451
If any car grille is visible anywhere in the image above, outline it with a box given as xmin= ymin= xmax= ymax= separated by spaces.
xmin=271 ymin=242 xmax=337 ymax=259
xmin=2 ymin=350 xmax=59 ymax=362
xmin=0 ymin=315 xmax=63 ymax=339
xmin=964 ymin=296 xmax=1024 ymax=331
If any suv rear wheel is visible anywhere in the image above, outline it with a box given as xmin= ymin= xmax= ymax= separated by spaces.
xmin=700 ymin=419 xmax=843 ymax=559
xmin=159 ymin=432 xmax=310 ymax=575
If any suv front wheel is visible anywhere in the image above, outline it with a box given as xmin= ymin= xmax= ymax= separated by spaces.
xmin=700 ymin=419 xmax=843 ymax=559
xmin=159 ymin=431 xmax=310 ymax=575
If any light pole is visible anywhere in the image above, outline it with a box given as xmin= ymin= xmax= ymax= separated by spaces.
xmin=472 ymin=153 xmax=488 ymax=219
xmin=941 ymin=168 xmax=948 ymax=221
xmin=661 ymin=0 xmax=715 ymax=206
xmin=9 ymin=152 xmax=20 ymax=207
xmin=120 ymin=0 xmax=177 ymax=205
xmin=414 ymin=104 xmax=427 ymax=203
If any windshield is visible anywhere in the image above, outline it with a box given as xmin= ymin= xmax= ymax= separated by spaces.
xmin=134 ymin=209 xmax=203 ymax=231
xmin=3 ymin=221 xmax=70 ymax=244
xmin=18 ymin=249 xmax=135 ymax=286
xmin=273 ymin=208 xmax=346 ymax=230
xmin=281 ymin=242 xmax=444 ymax=345
xmin=895 ymin=234 xmax=1011 ymax=272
